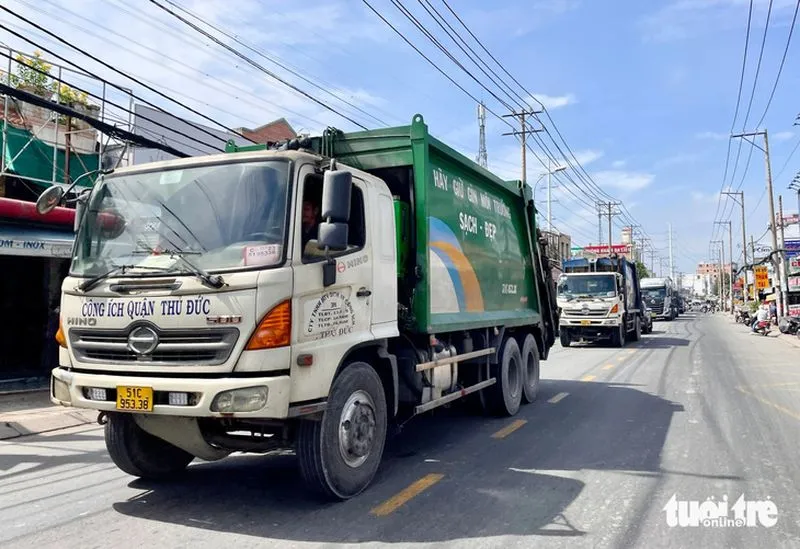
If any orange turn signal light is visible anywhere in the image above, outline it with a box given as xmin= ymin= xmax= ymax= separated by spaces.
xmin=246 ymin=300 xmax=291 ymax=350
xmin=609 ymin=304 xmax=619 ymax=314
xmin=55 ymin=318 xmax=67 ymax=348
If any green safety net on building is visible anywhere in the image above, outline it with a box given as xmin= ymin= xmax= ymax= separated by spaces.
xmin=1 ymin=124 xmax=99 ymax=187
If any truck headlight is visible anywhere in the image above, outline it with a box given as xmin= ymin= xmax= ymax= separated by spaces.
xmin=211 ymin=386 xmax=268 ymax=413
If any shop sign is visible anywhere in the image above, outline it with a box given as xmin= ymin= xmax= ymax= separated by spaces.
xmin=754 ymin=266 xmax=770 ymax=290
xmin=789 ymin=256 xmax=800 ymax=275
xmin=0 ymin=237 xmax=73 ymax=258
xmin=789 ymin=304 xmax=800 ymax=318
xmin=789 ymin=276 xmax=800 ymax=292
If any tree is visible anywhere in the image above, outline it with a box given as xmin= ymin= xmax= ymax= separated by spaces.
xmin=10 ymin=50 xmax=88 ymax=106
xmin=635 ymin=261 xmax=650 ymax=280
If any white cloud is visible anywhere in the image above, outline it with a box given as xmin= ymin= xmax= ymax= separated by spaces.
xmin=527 ymin=93 xmax=578 ymax=110
xmin=773 ymin=131 xmax=795 ymax=141
xmin=573 ymin=149 xmax=604 ymax=166
xmin=592 ymin=170 xmax=655 ymax=191
xmin=640 ymin=0 xmax=799 ymax=42
xmin=695 ymin=131 xmax=729 ymax=140
xmin=612 ymin=160 xmax=627 ymax=168
xmin=691 ymin=190 xmax=721 ymax=204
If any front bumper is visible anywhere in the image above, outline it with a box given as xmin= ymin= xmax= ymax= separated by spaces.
xmin=560 ymin=321 xmax=618 ymax=341
xmin=50 ymin=368 xmax=291 ymax=419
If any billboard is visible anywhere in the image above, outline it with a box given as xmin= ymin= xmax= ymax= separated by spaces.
xmin=131 ymin=104 xmax=251 ymax=165
xmin=754 ymin=266 xmax=770 ymax=289
xmin=582 ymin=244 xmax=632 ymax=255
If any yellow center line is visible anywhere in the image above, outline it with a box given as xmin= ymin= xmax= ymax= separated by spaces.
xmin=602 ymin=364 xmax=615 ymax=370
xmin=547 ymin=392 xmax=569 ymax=404
xmin=736 ymin=387 xmax=800 ymax=421
xmin=581 ymin=374 xmax=596 ymax=382
xmin=491 ymin=419 xmax=528 ymax=439
xmin=370 ymin=473 xmax=445 ymax=516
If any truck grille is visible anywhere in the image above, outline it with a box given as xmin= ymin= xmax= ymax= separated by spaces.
xmin=649 ymin=303 xmax=664 ymax=314
xmin=563 ymin=308 xmax=608 ymax=317
xmin=69 ymin=326 xmax=239 ymax=366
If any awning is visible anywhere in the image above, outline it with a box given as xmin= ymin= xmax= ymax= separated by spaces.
xmin=1 ymin=125 xmax=98 ymax=188
xmin=0 ymin=224 xmax=74 ymax=258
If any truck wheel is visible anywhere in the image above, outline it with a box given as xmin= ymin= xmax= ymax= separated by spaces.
xmin=104 ymin=413 xmax=193 ymax=479
xmin=520 ymin=334 xmax=540 ymax=404
xmin=630 ymin=317 xmax=641 ymax=342
xmin=485 ymin=337 xmax=523 ymax=416
xmin=297 ymin=362 xmax=387 ymax=500
xmin=611 ymin=325 xmax=625 ymax=348
xmin=560 ymin=331 xmax=571 ymax=347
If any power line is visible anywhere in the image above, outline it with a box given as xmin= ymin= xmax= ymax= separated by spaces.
xmin=13 ymin=1 xmax=330 ymax=129
xmin=710 ymin=0 xmax=755 ymax=243
xmin=0 ymin=10 xmax=250 ymax=145
xmin=0 ymin=50 xmax=225 ymax=156
xmin=159 ymin=0 xmax=391 ymax=128
xmin=148 ymin=0 xmax=369 ymax=130
xmin=754 ymin=0 xmax=800 ymax=127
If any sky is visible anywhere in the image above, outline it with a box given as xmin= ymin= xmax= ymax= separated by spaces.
xmin=2 ymin=0 xmax=799 ymax=275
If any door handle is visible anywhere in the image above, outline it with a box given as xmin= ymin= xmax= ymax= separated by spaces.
xmin=357 ymin=288 xmax=372 ymax=298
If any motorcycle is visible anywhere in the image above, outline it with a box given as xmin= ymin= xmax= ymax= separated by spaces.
xmin=735 ymin=309 xmax=751 ymax=325
xmin=752 ymin=319 xmax=771 ymax=336
xmin=778 ymin=316 xmax=800 ymax=335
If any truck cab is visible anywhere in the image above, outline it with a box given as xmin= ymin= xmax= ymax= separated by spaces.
xmin=556 ymin=257 xmax=643 ymax=347
xmin=640 ymin=277 xmax=677 ymax=321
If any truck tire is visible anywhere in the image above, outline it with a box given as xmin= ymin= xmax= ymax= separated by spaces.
xmin=630 ymin=316 xmax=641 ymax=342
xmin=485 ymin=337 xmax=523 ymax=416
xmin=297 ymin=361 xmax=387 ymax=500
xmin=104 ymin=412 xmax=193 ymax=479
xmin=560 ymin=331 xmax=571 ymax=347
xmin=611 ymin=325 xmax=626 ymax=348
xmin=520 ymin=334 xmax=541 ymax=404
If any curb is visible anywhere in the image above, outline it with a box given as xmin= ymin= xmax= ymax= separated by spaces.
xmin=0 ymin=406 xmax=98 ymax=440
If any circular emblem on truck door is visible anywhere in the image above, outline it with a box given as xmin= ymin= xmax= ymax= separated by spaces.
xmin=127 ymin=326 xmax=159 ymax=355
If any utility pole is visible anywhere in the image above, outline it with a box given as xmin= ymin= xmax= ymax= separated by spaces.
xmin=722 ymin=191 xmax=748 ymax=303
xmin=715 ymin=221 xmax=732 ymax=311
xmin=732 ymin=129 xmax=783 ymax=316
xmin=711 ymin=240 xmax=724 ymax=310
xmin=779 ymin=195 xmax=789 ymax=316
xmin=597 ymin=201 xmax=621 ymax=254
xmin=502 ymin=109 xmax=542 ymax=185
xmin=647 ymin=247 xmax=656 ymax=275
xmin=476 ymin=102 xmax=488 ymax=168
xmin=668 ymin=223 xmax=674 ymax=280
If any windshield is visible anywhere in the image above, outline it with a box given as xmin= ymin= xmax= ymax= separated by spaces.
xmin=642 ymin=287 xmax=667 ymax=300
xmin=71 ymin=160 xmax=291 ymax=277
xmin=557 ymin=274 xmax=617 ymax=297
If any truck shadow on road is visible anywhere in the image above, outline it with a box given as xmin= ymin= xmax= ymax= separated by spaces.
xmin=111 ymin=380 xmax=686 ymax=543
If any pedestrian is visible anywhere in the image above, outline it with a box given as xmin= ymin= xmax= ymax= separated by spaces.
xmin=769 ymin=299 xmax=777 ymax=323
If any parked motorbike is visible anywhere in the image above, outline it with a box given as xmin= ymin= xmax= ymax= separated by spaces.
xmin=778 ymin=316 xmax=800 ymax=335
xmin=753 ymin=320 xmax=771 ymax=336
xmin=735 ymin=309 xmax=751 ymax=325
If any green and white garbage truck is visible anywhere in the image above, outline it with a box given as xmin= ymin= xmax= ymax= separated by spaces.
xmin=39 ymin=114 xmax=558 ymax=500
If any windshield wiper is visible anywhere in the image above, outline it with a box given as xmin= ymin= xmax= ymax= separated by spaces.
xmin=171 ymin=251 xmax=225 ymax=289
xmin=78 ymin=264 xmax=173 ymax=292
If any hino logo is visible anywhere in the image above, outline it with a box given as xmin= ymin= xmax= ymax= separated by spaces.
xmin=127 ymin=326 xmax=159 ymax=356
xmin=67 ymin=317 xmax=96 ymax=326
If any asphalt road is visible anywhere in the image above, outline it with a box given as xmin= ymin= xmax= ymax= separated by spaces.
xmin=2 ymin=312 xmax=800 ymax=548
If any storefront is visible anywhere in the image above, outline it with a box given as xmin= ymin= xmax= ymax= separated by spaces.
xmin=0 ymin=223 xmax=74 ymax=383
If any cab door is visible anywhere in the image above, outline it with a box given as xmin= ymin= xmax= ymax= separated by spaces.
xmin=289 ymin=168 xmax=374 ymax=404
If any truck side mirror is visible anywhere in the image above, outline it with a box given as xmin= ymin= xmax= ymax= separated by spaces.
xmin=36 ymin=185 xmax=65 ymax=215
xmin=321 ymin=169 xmax=352 ymax=223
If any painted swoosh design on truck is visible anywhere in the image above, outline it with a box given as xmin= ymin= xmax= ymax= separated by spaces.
xmin=429 ymin=216 xmax=485 ymax=313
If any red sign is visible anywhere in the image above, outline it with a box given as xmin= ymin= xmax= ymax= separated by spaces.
xmin=583 ymin=244 xmax=631 ymax=255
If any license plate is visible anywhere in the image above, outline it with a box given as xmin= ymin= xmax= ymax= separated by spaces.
xmin=580 ymin=320 xmax=591 ymax=325
xmin=116 ymin=386 xmax=154 ymax=412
